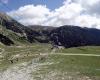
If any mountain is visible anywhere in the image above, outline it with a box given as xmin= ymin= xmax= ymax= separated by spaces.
xmin=28 ymin=25 xmax=56 ymax=31
xmin=28 ymin=25 xmax=100 ymax=48
xmin=50 ymin=25 xmax=100 ymax=48
xmin=0 ymin=12 xmax=49 ymax=45
xmin=28 ymin=25 xmax=57 ymax=43
xmin=1 ymin=12 xmax=100 ymax=48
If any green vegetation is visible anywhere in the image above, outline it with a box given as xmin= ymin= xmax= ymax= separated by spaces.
xmin=56 ymin=46 xmax=100 ymax=54
xmin=0 ymin=25 xmax=29 ymax=45
xmin=0 ymin=44 xmax=100 ymax=79
xmin=48 ymin=55 xmax=100 ymax=76
xmin=32 ymin=45 xmax=100 ymax=79
xmin=0 ymin=43 xmax=51 ymax=71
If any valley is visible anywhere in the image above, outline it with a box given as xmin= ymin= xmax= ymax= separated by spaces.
xmin=0 ymin=43 xmax=100 ymax=80
xmin=0 ymin=12 xmax=100 ymax=80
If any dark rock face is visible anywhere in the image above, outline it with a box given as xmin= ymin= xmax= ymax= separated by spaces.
xmin=28 ymin=25 xmax=57 ymax=43
xmin=28 ymin=25 xmax=100 ymax=48
xmin=0 ymin=34 xmax=14 ymax=46
xmin=0 ymin=12 xmax=23 ymax=33
xmin=50 ymin=25 xmax=100 ymax=48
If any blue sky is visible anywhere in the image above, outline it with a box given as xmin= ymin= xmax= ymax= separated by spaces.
xmin=0 ymin=0 xmax=64 ymax=12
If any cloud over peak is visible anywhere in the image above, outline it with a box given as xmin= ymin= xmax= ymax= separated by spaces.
xmin=7 ymin=0 xmax=100 ymax=29
xmin=8 ymin=5 xmax=50 ymax=25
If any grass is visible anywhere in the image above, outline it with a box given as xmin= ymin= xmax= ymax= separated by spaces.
xmin=0 ymin=43 xmax=51 ymax=71
xmin=56 ymin=46 xmax=100 ymax=54
xmin=31 ymin=55 xmax=100 ymax=80
xmin=31 ymin=45 xmax=100 ymax=80
xmin=0 ymin=25 xmax=29 ymax=45
xmin=0 ymin=44 xmax=100 ymax=79
xmin=48 ymin=55 xmax=100 ymax=75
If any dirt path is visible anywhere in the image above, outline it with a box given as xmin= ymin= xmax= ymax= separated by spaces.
xmin=0 ymin=48 xmax=4 ymax=54
xmin=50 ymin=48 xmax=100 ymax=57
xmin=50 ymin=53 xmax=100 ymax=57
xmin=0 ymin=58 xmax=55 ymax=80
xmin=0 ymin=48 xmax=5 ymax=58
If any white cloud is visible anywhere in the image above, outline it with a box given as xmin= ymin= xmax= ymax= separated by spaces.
xmin=74 ymin=15 xmax=100 ymax=28
xmin=72 ymin=0 xmax=100 ymax=6
xmin=71 ymin=0 xmax=100 ymax=16
xmin=8 ymin=5 xmax=50 ymax=25
xmin=7 ymin=0 xmax=100 ymax=29
xmin=44 ymin=2 xmax=83 ymax=26
xmin=87 ymin=1 xmax=100 ymax=16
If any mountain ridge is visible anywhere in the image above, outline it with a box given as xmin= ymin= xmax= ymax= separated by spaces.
xmin=1 ymin=12 xmax=100 ymax=48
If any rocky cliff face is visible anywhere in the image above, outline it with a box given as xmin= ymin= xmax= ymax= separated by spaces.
xmin=50 ymin=25 xmax=100 ymax=48
xmin=0 ymin=34 xmax=14 ymax=46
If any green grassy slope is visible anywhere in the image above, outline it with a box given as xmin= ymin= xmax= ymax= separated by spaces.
xmin=0 ymin=43 xmax=51 ymax=70
xmin=0 ymin=25 xmax=29 ymax=45
xmin=56 ymin=46 xmax=100 ymax=54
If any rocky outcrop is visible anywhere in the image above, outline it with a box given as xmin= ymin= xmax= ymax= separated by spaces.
xmin=0 ymin=34 xmax=14 ymax=46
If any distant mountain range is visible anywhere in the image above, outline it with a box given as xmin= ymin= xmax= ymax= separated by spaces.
xmin=0 ymin=12 xmax=100 ymax=48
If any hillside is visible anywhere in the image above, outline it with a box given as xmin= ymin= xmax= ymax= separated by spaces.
xmin=28 ymin=25 xmax=100 ymax=48
xmin=50 ymin=25 xmax=100 ymax=48
xmin=0 ymin=12 xmax=50 ymax=45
